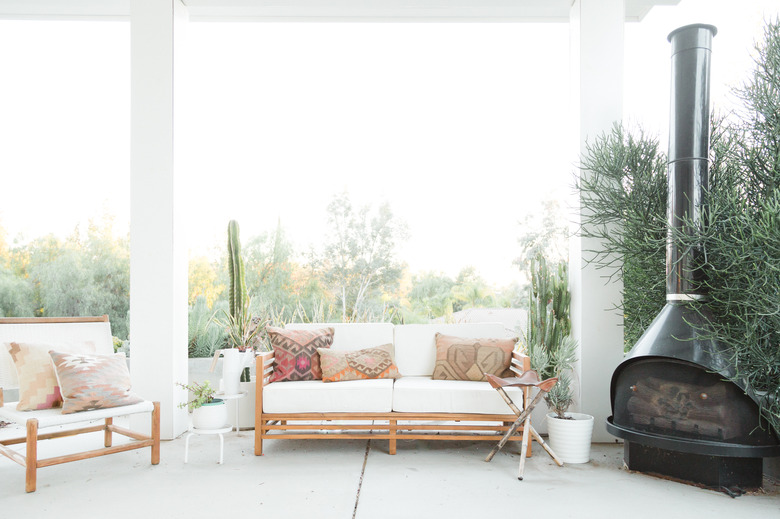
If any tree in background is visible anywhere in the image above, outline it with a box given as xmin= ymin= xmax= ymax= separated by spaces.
xmin=0 ymin=215 xmax=131 ymax=339
xmin=451 ymin=267 xmax=496 ymax=311
xmin=514 ymin=198 xmax=570 ymax=274
xmin=315 ymin=192 xmax=408 ymax=322
xmin=407 ymin=271 xmax=455 ymax=320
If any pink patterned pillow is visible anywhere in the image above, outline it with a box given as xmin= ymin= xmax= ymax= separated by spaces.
xmin=5 ymin=341 xmax=96 ymax=411
xmin=266 ymin=326 xmax=335 ymax=382
xmin=49 ymin=351 xmax=143 ymax=414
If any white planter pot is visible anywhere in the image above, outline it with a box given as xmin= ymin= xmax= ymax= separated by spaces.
xmin=192 ymin=399 xmax=228 ymax=430
xmin=221 ymin=349 xmax=243 ymax=396
xmin=546 ymin=412 xmax=594 ymax=464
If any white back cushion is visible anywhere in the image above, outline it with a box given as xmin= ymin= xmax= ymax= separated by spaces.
xmin=394 ymin=323 xmax=509 ymax=377
xmin=283 ymin=323 xmax=394 ymax=352
xmin=0 ymin=319 xmax=113 ymax=390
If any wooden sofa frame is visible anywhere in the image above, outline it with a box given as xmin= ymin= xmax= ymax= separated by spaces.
xmin=254 ymin=349 xmax=532 ymax=456
xmin=0 ymin=316 xmax=161 ymax=493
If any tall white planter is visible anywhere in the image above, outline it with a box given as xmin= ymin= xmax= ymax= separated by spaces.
xmin=546 ymin=412 xmax=594 ymax=464
xmin=220 ymin=349 xmax=246 ymax=395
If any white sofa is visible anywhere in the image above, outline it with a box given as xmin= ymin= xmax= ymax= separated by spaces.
xmin=254 ymin=322 xmax=531 ymax=456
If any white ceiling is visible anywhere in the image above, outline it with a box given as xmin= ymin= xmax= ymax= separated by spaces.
xmin=0 ymin=0 xmax=680 ymax=22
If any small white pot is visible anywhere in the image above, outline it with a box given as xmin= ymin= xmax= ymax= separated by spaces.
xmin=546 ymin=412 xmax=594 ymax=464
xmin=192 ymin=399 xmax=227 ymax=430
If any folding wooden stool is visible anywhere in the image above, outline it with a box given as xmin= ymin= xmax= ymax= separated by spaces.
xmin=484 ymin=371 xmax=563 ymax=479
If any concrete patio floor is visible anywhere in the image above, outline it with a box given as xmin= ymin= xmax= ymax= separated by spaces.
xmin=1 ymin=422 xmax=778 ymax=518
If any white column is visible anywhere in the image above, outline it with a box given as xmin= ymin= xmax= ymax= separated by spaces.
xmin=130 ymin=0 xmax=189 ymax=439
xmin=569 ymin=0 xmax=625 ymax=442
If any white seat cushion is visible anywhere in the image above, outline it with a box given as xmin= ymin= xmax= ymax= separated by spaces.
xmin=263 ymin=379 xmax=394 ymax=413
xmin=392 ymin=376 xmax=523 ymax=415
xmin=0 ymin=400 xmax=154 ymax=429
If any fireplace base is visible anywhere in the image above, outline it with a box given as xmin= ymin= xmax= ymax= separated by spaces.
xmin=624 ymin=441 xmax=764 ymax=490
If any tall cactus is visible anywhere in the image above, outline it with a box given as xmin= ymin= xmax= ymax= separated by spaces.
xmin=227 ymin=220 xmax=247 ymax=321
xmin=525 ymin=254 xmax=577 ymax=417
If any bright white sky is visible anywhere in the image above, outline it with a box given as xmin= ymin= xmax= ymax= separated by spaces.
xmin=0 ymin=0 xmax=778 ymax=286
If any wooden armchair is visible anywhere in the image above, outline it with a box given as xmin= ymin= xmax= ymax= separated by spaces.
xmin=0 ymin=316 xmax=160 ymax=492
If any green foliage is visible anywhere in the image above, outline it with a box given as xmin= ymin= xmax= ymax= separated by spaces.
xmin=407 ymin=272 xmax=455 ymax=320
xmin=452 ymin=267 xmax=496 ymax=311
xmin=176 ymin=380 xmax=219 ymax=411
xmin=577 ymin=124 xmax=669 ymax=350
xmin=0 ymin=265 xmax=34 ymax=317
xmin=700 ymin=20 xmax=780 ymax=430
xmin=524 ymin=255 xmax=577 ymax=418
xmin=188 ymin=297 xmax=228 ymax=358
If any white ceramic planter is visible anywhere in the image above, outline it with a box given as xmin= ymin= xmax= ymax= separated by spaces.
xmin=220 ymin=349 xmax=243 ymax=396
xmin=546 ymin=412 xmax=594 ymax=464
xmin=192 ymin=399 xmax=227 ymax=430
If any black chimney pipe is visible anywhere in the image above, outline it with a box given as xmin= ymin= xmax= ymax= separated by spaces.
xmin=614 ymin=23 xmax=733 ymax=382
xmin=666 ymin=24 xmax=716 ymax=299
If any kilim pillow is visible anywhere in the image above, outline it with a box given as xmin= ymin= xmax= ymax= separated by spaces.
xmin=317 ymin=343 xmax=402 ymax=383
xmin=431 ymin=333 xmax=518 ymax=382
xmin=49 ymin=351 xmax=143 ymax=414
xmin=5 ymin=341 xmax=96 ymax=411
xmin=266 ymin=326 xmax=335 ymax=382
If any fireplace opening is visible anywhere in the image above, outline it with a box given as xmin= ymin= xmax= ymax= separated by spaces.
xmin=613 ymin=359 xmax=776 ymax=448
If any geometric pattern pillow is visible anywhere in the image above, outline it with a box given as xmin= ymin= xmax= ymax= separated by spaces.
xmin=266 ymin=326 xmax=334 ymax=382
xmin=317 ymin=343 xmax=402 ymax=383
xmin=49 ymin=350 xmax=143 ymax=414
xmin=5 ymin=341 xmax=96 ymax=411
xmin=432 ymin=333 xmax=518 ymax=382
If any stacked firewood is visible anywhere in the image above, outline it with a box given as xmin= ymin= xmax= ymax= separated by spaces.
xmin=627 ymin=376 xmax=734 ymax=439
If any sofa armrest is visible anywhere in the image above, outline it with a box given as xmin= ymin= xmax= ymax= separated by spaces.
xmin=510 ymin=350 xmax=531 ymax=377
xmin=256 ymin=351 xmax=275 ymax=386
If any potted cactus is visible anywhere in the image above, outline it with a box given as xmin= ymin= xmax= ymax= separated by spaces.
xmin=525 ymin=254 xmax=593 ymax=464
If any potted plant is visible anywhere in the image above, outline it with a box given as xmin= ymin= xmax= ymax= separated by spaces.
xmin=177 ymin=380 xmax=227 ymax=430
xmin=525 ymin=254 xmax=594 ymax=464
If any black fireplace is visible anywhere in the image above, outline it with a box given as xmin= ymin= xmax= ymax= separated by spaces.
xmin=605 ymin=24 xmax=780 ymax=491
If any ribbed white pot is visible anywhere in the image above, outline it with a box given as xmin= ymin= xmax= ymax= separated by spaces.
xmin=546 ymin=412 xmax=594 ymax=464
xmin=192 ymin=399 xmax=227 ymax=430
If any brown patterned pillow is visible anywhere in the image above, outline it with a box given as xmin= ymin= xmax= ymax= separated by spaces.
xmin=5 ymin=341 xmax=96 ymax=411
xmin=266 ymin=326 xmax=335 ymax=382
xmin=432 ymin=333 xmax=518 ymax=381
xmin=317 ymin=343 xmax=402 ymax=383
xmin=49 ymin=351 xmax=143 ymax=414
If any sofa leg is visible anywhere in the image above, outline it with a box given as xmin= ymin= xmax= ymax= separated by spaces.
xmin=151 ymin=401 xmax=161 ymax=465
xmin=255 ymin=418 xmax=264 ymax=456
xmin=389 ymin=420 xmax=397 ymax=455
xmin=25 ymin=419 xmax=38 ymax=493
xmin=104 ymin=417 xmax=113 ymax=448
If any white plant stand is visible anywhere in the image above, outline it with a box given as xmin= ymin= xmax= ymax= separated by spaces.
xmin=184 ymin=425 xmax=233 ymax=464
xmin=216 ymin=391 xmax=248 ymax=433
